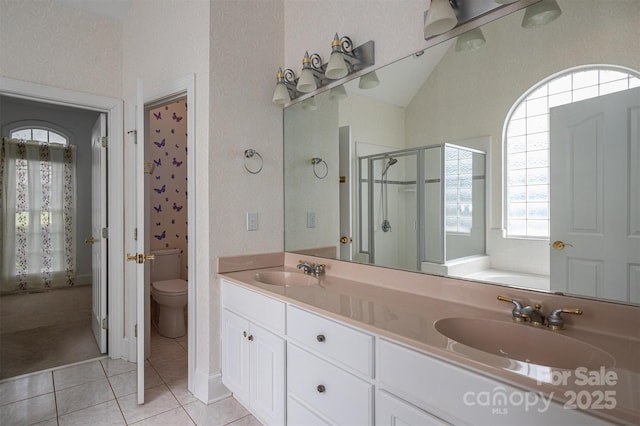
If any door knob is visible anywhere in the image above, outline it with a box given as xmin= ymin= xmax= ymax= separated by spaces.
xmin=84 ymin=237 xmax=96 ymax=244
xmin=340 ymin=236 xmax=352 ymax=244
xmin=551 ymin=240 xmax=573 ymax=250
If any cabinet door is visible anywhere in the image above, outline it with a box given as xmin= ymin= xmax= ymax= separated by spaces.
xmin=250 ymin=322 xmax=286 ymax=426
xmin=376 ymin=390 xmax=450 ymax=426
xmin=222 ymin=309 xmax=250 ymax=403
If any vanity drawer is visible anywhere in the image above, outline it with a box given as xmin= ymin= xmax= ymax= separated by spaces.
xmin=221 ymin=280 xmax=285 ymax=334
xmin=286 ymin=305 xmax=374 ymax=377
xmin=288 ymin=343 xmax=373 ymax=426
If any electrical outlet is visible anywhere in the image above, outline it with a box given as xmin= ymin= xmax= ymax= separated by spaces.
xmin=307 ymin=211 xmax=316 ymax=228
xmin=246 ymin=212 xmax=258 ymax=231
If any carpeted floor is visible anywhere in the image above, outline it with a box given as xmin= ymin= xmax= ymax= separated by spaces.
xmin=0 ymin=286 xmax=101 ymax=379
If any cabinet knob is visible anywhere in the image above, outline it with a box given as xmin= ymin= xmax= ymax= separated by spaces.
xmin=316 ymin=384 xmax=326 ymax=393
xmin=248 ymin=335 xmax=254 ymax=341
xmin=316 ymin=334 xmax=326 ymax=343
xmin=243 ymin=331 xmax=247 ymax=337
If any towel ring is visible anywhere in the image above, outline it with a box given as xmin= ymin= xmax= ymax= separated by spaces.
xmin=244 ymin=149 xmax=263 ymax=174
xmin=311 ymin=157 xmax=328 ymax=179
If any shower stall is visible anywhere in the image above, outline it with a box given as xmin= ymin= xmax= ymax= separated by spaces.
xmin=358 ymin=144 xmax=486 ymax=272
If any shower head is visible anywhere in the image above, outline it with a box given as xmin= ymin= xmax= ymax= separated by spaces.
xmin=382 ymin=157 xmax=398 ymax=176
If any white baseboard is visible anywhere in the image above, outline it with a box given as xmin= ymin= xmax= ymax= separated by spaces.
xmin=193 ymin=368 xmax=231 ymax=404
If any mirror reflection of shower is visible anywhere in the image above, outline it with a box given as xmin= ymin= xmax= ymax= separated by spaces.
xmin=380 ymin=156 xmax=398 ymax=232
xmin=358 ymin=144 xmax=486 ymax=272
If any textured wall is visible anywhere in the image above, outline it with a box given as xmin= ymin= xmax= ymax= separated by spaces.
xmin=0 ymin=0 xmax=122 ymax=98
xmin=148 ymin=99 xmax=188 ymax=280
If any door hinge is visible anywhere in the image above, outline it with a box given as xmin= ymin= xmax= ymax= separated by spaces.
xmin=134 ymin=228 xmax=138 ymax=241
xmin=102 ymin=227 xmax=108 ymax=239
xmin=134 ymin=324 xmax=138 ymax=338
xmin=101 ymin=136 xmax=108 ymax=148
xmin=127 ymin=130 xmax=137 ymax=144
xmin=102 ymin=317 xmax=108 ymax=330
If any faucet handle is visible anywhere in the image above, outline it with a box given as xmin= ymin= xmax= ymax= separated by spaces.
xmin=497 ymin=296 xmax=525 ymax=322
xmin=547 ymin=308 xmax=583 ymax=330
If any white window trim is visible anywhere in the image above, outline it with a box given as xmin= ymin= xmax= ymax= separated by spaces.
xmin=5 ymin=119 xmax=73 ymax=145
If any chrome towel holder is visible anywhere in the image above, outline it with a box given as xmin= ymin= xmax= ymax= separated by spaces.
xmin=244 ymin=149 xmax=263 ymax=174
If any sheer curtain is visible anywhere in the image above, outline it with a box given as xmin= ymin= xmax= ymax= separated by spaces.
xmin=0 ymin=138 xmax=76 ymax=293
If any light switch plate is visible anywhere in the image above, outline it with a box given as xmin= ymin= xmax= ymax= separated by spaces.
xmin=247 ymin=212 xmax=258 ymax=231
xmin=307 ymin=211 xmax=316 ymax=228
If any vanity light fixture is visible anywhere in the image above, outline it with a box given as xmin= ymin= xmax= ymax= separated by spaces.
xmin=359 ymin=71 xmax=380 ymax=89
xmin=329 ymin=85 xmax=348 ymax=101
xmin=301 ymin=96 xmax=318 ymax=111
xmin=424 ymin=0 xmax=458 ymax=39
xmin=296 ymin=51 xmax=321 ymax=93
xmin=272 ymin=35 xmax=375 ymax=105
xmin=521 ymin=0 xmax=562 ymax=28
xmin=325 ymin=34 xmax=349 ymax=79
xmin=455 ymin=27 xmax=486 ymax=52
xmin=272 ymin=68 xmax=294 ymax=105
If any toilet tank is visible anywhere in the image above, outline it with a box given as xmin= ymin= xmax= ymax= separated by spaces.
xmin=151 ymin=249 xmax=182 ymax=281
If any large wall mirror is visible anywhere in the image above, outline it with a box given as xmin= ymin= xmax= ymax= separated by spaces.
xmin=284 ymin=0 xmax=640 ymax=306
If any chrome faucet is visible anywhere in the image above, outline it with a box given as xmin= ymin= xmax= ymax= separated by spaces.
xmin=497 ymin=296 xmax=525 ymax=322
xmin=297 ymin=261 xmax=315 ymax=274
xmin=546 ymin=307 xmax=583 ymax=330
xmin=520 ymin=304 xmax=545 ymax=326
xmin=297 ymin=260 xmax=325 ymax=276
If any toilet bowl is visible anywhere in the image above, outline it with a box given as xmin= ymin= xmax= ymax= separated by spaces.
xmin=150 ymin=249 xmax=188 ymax=338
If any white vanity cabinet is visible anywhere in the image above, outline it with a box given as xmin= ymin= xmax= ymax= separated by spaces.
xmin=376 ymin=338 xmax=612 ymax=426
xmin=286 ymin=306 xmax=375 ymax=425
xmin=221 ymin=280 xmax=286 ymax=426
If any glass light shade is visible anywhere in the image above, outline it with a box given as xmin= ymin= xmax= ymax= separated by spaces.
xmin=424 ymin=0 xmax=458 ymax=38
xmin=522 ymin=0 xmax=562 ymax=29
xmin=359 ymin=71 xmax=379 ymax=89
xmin=297 ymin=68 xmax=317 ymax=93
xmin=326 ymin=51 xmax=348 ymax=80
xmin=301 ymin=96 xmax=317 ymax=111
xmin=272 ymin=82 xmax=290 ymax=105
xmin=329 ymin=85 xmax=348 ymax=101
xmin=455 ymin=28 xmax=486 ymax=52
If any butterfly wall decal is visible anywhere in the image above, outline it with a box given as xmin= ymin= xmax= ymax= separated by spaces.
xmin=172 ymin=157 xmax=183 ymax=167
xmin=153 ymin=138 xmax=166 ymax=147
xmin=153 ymin=158 xmax=162 ymax=166
xmin=153 ymin=204 xmax=162 ymax=213
xmin=154 ymin=184 xmax=166 ymax=194
xmin=153 ymin=111 xmax=162 ymax=120
xmin=154 ymin=230 xmax=166 ymax=240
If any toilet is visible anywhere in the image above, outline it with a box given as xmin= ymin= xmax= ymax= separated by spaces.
xmin=151 ymin=249 xmax=188 ymax=338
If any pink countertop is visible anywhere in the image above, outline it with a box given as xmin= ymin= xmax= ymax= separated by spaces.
xmin=218 ymin=252 xmax=640 ymax=425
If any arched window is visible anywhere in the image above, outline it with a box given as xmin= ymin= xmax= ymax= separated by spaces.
xmin=10 ymin=125 xmax=69 ymax=145
xmin=503 ymin=65 xmax=640 ymax=239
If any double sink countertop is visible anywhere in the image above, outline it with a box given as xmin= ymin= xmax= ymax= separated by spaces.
xmin=218 ymin=252 xmax=640 ymax=425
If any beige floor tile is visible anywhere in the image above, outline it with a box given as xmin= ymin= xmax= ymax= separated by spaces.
xmin=55 ymin=377 xmax=114 ymax=415
xmin=101 ymin=358 xmax=137 ymax=377
xmin=0 ymin=392 xmax=56 ymax=425
xmin=228 ymin=414 xmax=263 ymax=426
xmin=130 ymin=406 xmax=195 ymax=425
xmin=148 ymin=340 xmax=187 ymax=364
xmin=117 ymin=383 xmax=180 ymax=424
xmin=166 ymin=377 xmax=197 ymax=405
xmin=108 ymin=365 xmax=164 ymax=398
xmin=150 ymin=356 xmax=188 ymax=383
xmin=53 ymin=360 xmax=106 ymax=390
xmin=0 ymin=370 xmax=53 ymax=405
xmin=58 ymin=399 xmax=126 ymax=426
xmin=183 ymin=397 xmax=250 ymax=426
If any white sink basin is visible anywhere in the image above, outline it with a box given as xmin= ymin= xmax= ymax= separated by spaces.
xmin=254 ymin=271 xmax=319 ymax=287
xmin=435 ymin=317 xmax=615 ymax=370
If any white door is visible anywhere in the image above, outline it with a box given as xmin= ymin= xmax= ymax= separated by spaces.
xmin=90 ymin=113 xmax=107 ymax=354
xmin=135 ymin=80 xmax=147 ymax=404
xmin=550 ymin=88 xmax=640 ymax=302
xmin=338 ymin=126 xmax=352 ymax=260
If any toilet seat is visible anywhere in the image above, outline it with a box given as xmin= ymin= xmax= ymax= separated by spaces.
xmin=152 ymin=279 xmax=188 ymax=296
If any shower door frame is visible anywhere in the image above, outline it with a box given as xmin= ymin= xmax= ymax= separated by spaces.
xmin=360 ymin=148 xmax=424 ymax=271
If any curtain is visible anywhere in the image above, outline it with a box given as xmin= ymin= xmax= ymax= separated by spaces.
xmin=0 ymin=138 xmax=76 ymax=293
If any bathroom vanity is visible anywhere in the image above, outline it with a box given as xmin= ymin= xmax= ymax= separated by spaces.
xmin=218 ymin=253 xmax=639 ymax=426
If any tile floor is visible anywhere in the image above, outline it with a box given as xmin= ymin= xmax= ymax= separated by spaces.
xmin=0 ymin=328 xmax=260 ymax=425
